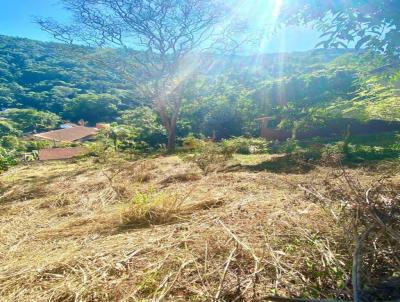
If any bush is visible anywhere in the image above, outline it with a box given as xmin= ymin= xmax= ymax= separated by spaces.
xmin=0 ymin=147 xmax=17 ymax=172
xmin=182 ymin=141 xmax=235 ymax=174
xmin=181 ymin=135 xmax=207 ymax=152
xmin=118 ymin=107 xmax=167 ymax=149
xmin=120 ymin=189 xmax=184 ymax=227
xmin=23 ymin=140 xmax=52 ymax=152
xmin=270 ymin=138 xmax=301 ymax=154
xmin=220 ymin=136 xmax=269 ymax=154
xmin=0 ymin=120 xmax=21 ymax=137
xmin=84 ymin=141 xmax=116 ymax=163
xmin=321 ymin=139 xmax=400 ymax=163
xmin=0 ymin=136 xmax=21 ymax=150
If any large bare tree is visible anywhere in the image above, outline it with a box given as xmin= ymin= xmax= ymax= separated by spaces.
xmin=37 ymin=0 xmax=246 ymax=152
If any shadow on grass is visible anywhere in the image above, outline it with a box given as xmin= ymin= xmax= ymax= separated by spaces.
xmin=115 ymin=210 xmax=194 ymax=233
xmin=0 ymin=161 xmax=96 ymax=204
xmin=116 ymin=198 xmax=226 ymax=233
xmin=240 ymin=155 xmax=315 ymax=174
xmin=116 ymin=219 xmax=182 ymax=232
xmin=339 ymin=155 xmax=400 ymax=174
xmin=345 ymin=150 xmax=400 ymax=163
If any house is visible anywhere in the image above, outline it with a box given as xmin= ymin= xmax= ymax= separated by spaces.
xmin=33 ymin=126 xmax=99 ymax=143
xmin=32 ymin=124 xmax=100 ymax=161
xmin=38 ymin=147 xmax=86 ymax=161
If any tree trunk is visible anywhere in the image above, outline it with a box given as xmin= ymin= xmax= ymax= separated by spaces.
xmin=166 ymin=116 xmax=178 ymax=153
xmin=154 ymin=92 xmax=180 ymax=153
xmin=167 ymin=127 xmax=177 ymax=153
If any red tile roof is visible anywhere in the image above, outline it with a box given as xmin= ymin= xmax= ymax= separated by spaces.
xmin=34 ymin=126 xmax=98 ymax=142
xmin=38 ymin=147 xmax=87 ymax=161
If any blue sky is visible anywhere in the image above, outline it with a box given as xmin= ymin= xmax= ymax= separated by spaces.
xmin=0 ymin=0 xmax=68 ymax=41
xmin=0 ymin=0 xmax=321 ymax=53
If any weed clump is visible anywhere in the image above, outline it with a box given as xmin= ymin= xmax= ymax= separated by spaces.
xmin=120 ymin=189 xmax=185 ymax=227
xmin=0 ymin=147 xmax=17 ymax=172
xmin=220 ymin=136 xmax=270 ymax=155
xmin=180 ymin=137 xmax=245 ymax=174
xmin=181 ymin=142 xmax=235 ymax=174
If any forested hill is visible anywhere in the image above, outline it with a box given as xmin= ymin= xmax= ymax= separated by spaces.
xmin=0 ymin=35 xmax=136 ymax=114
xmin=0 ymin=34 xmax=398 ymax=138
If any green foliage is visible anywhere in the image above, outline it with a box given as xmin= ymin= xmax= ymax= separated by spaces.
xmin=0 ymin=35 xmax=399 ymax=155
xmin=220 ymin=137 xmax=269 ymax=154
xmin=0 ymin=135 xmax=21 ymax=150
xmin=84 ymin=141 xmax=117 ymax=163
xmin=0 ymin=109 xmax=60 ymax=133
xmin=181 ymin=140 xmax=235 ymax=174
xmin=0 ymin=120 xmax=21 ymax=137
xmin=0 ymin=35 xmax=133 ymax=116
xmin=181 ymin=135 xmax=207 ymax=152
xmin=0 ymin=147 xmax=16 ymax=172
xmin=118 ymin=107 xmax=166 ymax=149
xmin=290 ymin=131 xmax=400 ymax=164
xmin=96 ymin=124 xmax=138 ymax=152
xmin=271 ymin=139 xmax=301 ymax=155
xmin=343 ymin=132 xmax=400 ymax=162
xmin=23 ymin=139 xmax=52 ymax=152
xmin=63 ymin=93 xmax=120 ymax=124
xmin=0 ymin=134 xmax=54 ymax=169
xmin=280 ymin=1 xmax=400 ymax=61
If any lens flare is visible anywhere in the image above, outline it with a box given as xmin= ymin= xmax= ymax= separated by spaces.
xmin=166 ymin=0 xmax=288 ymax=96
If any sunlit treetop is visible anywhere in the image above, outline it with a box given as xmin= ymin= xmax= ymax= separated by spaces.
xmin=279 ymin=0 xmax=400 ymax=61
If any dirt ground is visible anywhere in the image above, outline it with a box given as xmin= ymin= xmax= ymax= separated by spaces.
xmin=0 ymin=155 xmax=398 ymax=301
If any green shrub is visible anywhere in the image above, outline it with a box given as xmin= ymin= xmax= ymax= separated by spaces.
xmin=349 ymin=144 xmax=400 ymax=161
xmin=84 ymin=141 xmax=116 ymax=162
xmin=220 ymin=136 xmax=269 ymax=154
xmin=0 ymin=136 xmax=21 ymax=150
xmin=118 ymin=107 xmax=166 ymax=148
xmin=0 ymin=147 xmax=17 ymax=172
xmin=182 ymin=141 xmax=235 ymax=174
xmin=23 ymin=140 xmax=52 ymax=152
xmin=120 ymin=188 xmax=184 ymax=227
xmin=271 ymin=138 xmax=301 ymax=154
xmin=181 ymin=135 xmax=207 ymax=152
xmin=0 ymin=120 xmax=21 ymax=137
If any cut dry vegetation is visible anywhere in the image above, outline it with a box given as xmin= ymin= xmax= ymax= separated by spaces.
xmin=0 ymin=155 xmax=399 ymax=301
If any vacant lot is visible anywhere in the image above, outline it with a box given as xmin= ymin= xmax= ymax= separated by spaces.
xmin=0 ymin=155 xmax=399 ymax=301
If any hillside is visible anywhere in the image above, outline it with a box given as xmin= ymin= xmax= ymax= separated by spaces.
xmin=1 ymin=0 xmax=400 ymax=300
xmin=0 ymin=34 xmax=399 ymax=302
xmin=1 ymin=154 xmax=399 ymax=301
xmin=0 ymin=35 xmax=349 ymax=113
xmin=0 ymin=35 xmax=136 ymax=113
xmin=1 ymin=35 xmax=399 ymax=142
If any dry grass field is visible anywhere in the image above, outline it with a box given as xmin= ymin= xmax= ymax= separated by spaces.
xmin=0 ymin=155 xmax=399 ymax=301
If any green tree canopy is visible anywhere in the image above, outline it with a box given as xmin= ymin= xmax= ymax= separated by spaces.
xmin=280 ymin=0 xmax=400 ymax=61
xmin=63 ymin=93 xmax=121 ymax=124
xmin=0 ymin=120 xmax=21 ymax=137
xmin=119 ymin=107 xmax=166 ymax=148
xmin=0 ymin=109 xmax=61 ymax=133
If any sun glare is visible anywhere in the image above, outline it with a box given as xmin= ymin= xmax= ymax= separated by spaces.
xmin=156 ymin=0 xmax=287 ymax=93
xmin=227 ymin=0 xmax=286 ymax=72
xmin=272 ymin=0 xmax=283 ymax=19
